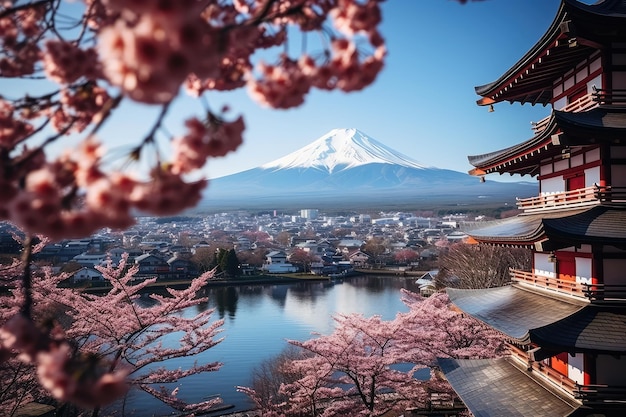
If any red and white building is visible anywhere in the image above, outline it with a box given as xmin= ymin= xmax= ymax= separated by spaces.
xmin=439 ymin=1 xmax=626 ymax=416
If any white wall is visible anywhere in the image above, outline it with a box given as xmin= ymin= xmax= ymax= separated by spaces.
xmin=540 ymin=176 xmax=565 ymax=194
xmin=575 ymin=257 xmax=592 ymax=284
xmin=584 ymin=166 xmax=601 ymax=187
xmin=568 ymin=353 xmax=585 ymax=385
xmin=534 ymin=253 xmax=555 ymax=278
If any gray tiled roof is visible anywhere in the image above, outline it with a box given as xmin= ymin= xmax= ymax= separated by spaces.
xmin=447 ymin=285 xmax=585 ymax=343
xmin=438 ymin=357 xmax=580 ymax=417
xmin=464 ymin=207 xmax=626 ymax=247
xmin=542 ymin=206 xmax=626 ymax=245
xmin=531 ymin=306 xmax=626 ymax=354
xmin=467 ymin=108 xmax=626 ymax=177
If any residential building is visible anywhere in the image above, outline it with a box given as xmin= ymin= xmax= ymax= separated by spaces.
xmin=261 ymin=250 xmax=298 ymax=273
xmin=439 ymin=2 xmax=626 ymax=416
xmin=70 ymin=267 xmax=103 ymax=284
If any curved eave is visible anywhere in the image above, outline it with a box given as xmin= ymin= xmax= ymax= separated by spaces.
xmin=468 ymin=108 xmax=626 ymax=177
xmin=474 ymin=2 xmax=573 ymax=106
xmin=476 ymin=0 xmax=626 ymax=107
xmin=531 ymin=306 xmax=626 ymax=354
xmin=446 ymin=285 xmax=585 ymax=344
xmin=542 ymin=206 xmax=626 ymax=246
xmin=554 ymin=107 xmax=626 ymax=144
xmin=467 ymin=115 xmax=559 ymax=177
xmin=464 ymin=208 xmax=589 ymax=246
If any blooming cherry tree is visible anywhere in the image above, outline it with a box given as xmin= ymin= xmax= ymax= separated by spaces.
xmin=0 ymin=0 xmax=386 ymax=240
xmin=1 ymin=0 xmax=386 ymax=410
xmin=0 ymin=0 xmax=479 ymax=411
xmin=240 ymin=291 xmax=505 ymax=416
xmin=1 ymin=251 xmax=225 ymax=415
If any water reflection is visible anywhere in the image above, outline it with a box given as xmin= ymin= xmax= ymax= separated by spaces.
xmin=213 ymin=287 xmax=239 ymax=319
xmin=123 ymin=275 xmax=421 ymax=416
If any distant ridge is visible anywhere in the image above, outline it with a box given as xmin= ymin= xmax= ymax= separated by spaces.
xmin=200 ymin=128 xmax=535 ymax=211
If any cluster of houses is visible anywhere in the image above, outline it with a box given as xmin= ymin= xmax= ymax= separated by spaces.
xmin=4 ymin=209 xmax=477 ymax=284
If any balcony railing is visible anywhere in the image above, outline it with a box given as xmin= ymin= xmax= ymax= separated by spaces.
xmin=516 ymin=186 xmax=598 ymax=212
xmin=531 ymin=93 xmax=598 ymax=134
xmin=511 ymin=269 xmax=626 ymax=303
xmin=511 ymin=346 xmax=626 ymax=406
xmin=592 ymin=88 xmax=626 ymax=106
xmin=516 ymin=184 xmax=626 ymax=213
xmin=510 ymin=269 xmax=586 ymax=298
xmin=582 ymin=283 xmax=626 ymax=304
xmin=574 ymin=384 xmax=626 ymax=406
xmin=531 ymin=89 xmax=626 ymax=135
xmin=509 ymin=345 xmax=577 ymax=395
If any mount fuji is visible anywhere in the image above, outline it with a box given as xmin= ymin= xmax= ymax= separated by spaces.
xmin=200 ymin=128 xmax=535 ymax=210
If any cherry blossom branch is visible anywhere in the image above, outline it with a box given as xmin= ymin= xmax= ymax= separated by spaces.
xmin=19 ymin=236 xmax=33 ymax=319
xmin=0 ymin=0 xmax=52 ymax=20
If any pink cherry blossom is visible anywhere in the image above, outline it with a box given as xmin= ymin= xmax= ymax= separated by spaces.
xmin=0 ymin=0 xmax=388 ymax=411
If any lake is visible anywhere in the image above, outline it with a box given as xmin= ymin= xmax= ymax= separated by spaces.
xmin=114 ymin=275 xmax=422 ymax=416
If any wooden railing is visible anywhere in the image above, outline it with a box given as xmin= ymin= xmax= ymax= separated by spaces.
xmin=511 ymin=346 xmax=626 ymax=406
xmin=531 ymin=89 xmax=626 ymax=134
xmin=592 ymin=88 xmax=626 ymax=106
xmin=509 ymin=345 xmax=578 ymax=395
xmin=510 ymin=269 xmax=586 ymax=298
xmin=574 ymin=384 xmax=626 ymax=405
xmin=516 ymin=186 xmax=598 ymax=212
xmin=531 ymin=93 xmax=598 ymax=134
xmin=511 ymin=269 xmax=626 ymax=303
xmin=516 ymin=184 xmax=626 ymax=213
xmin=582 ymin=283 xmax=626 ymax=303
xmin=594 ymin=185 xmax=626 ymax=204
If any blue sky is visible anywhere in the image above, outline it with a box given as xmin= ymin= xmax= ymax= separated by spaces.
xmin=195 ymin=0 xmax=563 ymax=180
xmin=4 ymin=1 xmax=568 ymax=182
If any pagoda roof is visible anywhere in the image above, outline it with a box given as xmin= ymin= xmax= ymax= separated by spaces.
xmin=465 ymin=206 xmax=626 ymax=248
xmin=553 ymin=106 xmax=626 ymax=143
xmin=541 ymin=206 xmax=626 ymax=247
xmin=475 ymin=0 xmax=626 ymax=107
xmin=463 ymin=207 xmax=589 ymax=246
xmin=531 ymin=306 xmax=626 ymax=354
xmin=438 ymin=357 xmax=581 ymax=417
xmin=446 ymin=285 xmax=585 ymax=345
xmin=448 ymin=285 xmax=626 ymax=354
xmin=468 ymin=108 xmax=626 ymax=176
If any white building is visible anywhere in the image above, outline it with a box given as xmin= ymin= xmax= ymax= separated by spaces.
xmin=261 ymin=251 xmax=298 ymax=273
xmin=300 ymin=209 xmax=319 ymax=220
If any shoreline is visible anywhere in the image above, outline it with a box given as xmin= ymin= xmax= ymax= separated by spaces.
xmin=78 ymin=269 xmax=428 ymax=294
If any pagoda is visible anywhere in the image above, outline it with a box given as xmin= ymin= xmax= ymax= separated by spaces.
xmin=437 ymin=1 xmax=626 ymax=416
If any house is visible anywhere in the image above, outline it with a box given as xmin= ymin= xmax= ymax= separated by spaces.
xmin=167 ymin=255 xmax=197 ymax=279
xmin=347 ymin=250 xmax=370 ymax=266
xmin=72 ymin=252 xmax=107 ymax=267
xmin=135 ymin=253 xmax=170 ymax=276
xmin=415 ymin=271 xmax=438 ymax=297
xmin=439 ymin=2 xmax=626 ymax=416
xmin=261 ymin=250 xmax=298 ymax=273
xmin=70 ymin=267 xmax=103 ymax=284
xmin=106 ymin=247 xmax=142 ymax=266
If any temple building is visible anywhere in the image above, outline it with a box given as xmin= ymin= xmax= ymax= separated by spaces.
xmin=438 ymin=1 xmax=626 ymax=416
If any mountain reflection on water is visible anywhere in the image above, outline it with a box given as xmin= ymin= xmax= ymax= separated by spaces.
xmin=116 ymin=275 xmax=421 ymax=416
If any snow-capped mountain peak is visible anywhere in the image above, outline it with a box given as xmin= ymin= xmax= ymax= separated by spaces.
xmin=261 ymin=128 xmax=429 ymax=173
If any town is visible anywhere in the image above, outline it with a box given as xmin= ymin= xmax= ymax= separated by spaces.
xmin=0 ymin=208 xmax=489 ymax=287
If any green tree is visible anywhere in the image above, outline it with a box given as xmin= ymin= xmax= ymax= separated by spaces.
xmin=224 ymin=249 xmax=241 ymax=277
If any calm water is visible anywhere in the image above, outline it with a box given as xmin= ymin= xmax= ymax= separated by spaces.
xmin=116 ymin=275 xmax=421 ymax=416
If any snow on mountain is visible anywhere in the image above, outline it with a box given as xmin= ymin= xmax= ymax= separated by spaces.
xmin=261 ymin=128 xmax=430 ymax=173
xmin=201 ymin=128 xmax=536 ymax=210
